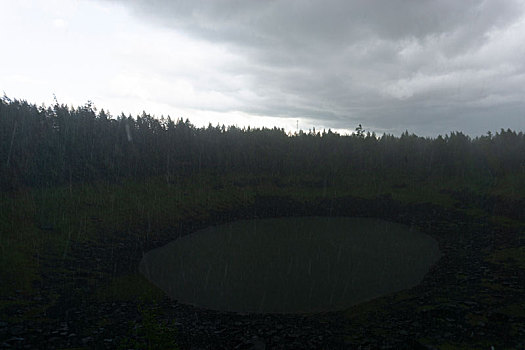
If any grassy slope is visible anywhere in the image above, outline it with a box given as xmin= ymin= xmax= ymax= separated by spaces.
xmin=1 ymin=174 xmax=256 ymax=302
xmin=1 ymin=172 xmax=524 ymax=348
xmin=2 ymin=172 xmax=524 ymax=299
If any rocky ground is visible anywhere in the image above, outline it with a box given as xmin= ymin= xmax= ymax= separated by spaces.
xmin=1 ymin=195 xmax=524 ymax=349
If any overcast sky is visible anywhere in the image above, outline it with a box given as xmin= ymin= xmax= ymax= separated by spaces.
xmin=1 ymin=0 xmax=525 ymax=136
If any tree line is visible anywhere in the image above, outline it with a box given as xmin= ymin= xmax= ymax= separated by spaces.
xmin=1 ymin=96 xmax=524 ymax=191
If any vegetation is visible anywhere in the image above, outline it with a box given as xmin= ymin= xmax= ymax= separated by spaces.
xmin=1 ymin=96 xmax=524 ymax=192
xmin=118 ymin=303 xmax=179 ymax=350
xmin=1 ymin=96 xmax=524 ymax=348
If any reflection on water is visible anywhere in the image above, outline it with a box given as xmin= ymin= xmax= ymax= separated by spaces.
xmin=139 ymin=217 xmax=440 ymax=313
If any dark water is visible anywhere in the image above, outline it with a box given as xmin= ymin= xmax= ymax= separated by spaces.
xmin=139 ymin=217 xmax=440 ymax=313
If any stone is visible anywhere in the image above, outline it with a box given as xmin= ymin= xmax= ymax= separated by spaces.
xmin=248 ymin=335 xmax=266 ymax=346
xmin=81 ymin=336 xmax=93 ymax=344
xmin=7 ymin=337 xmax=24 ymax=342
xmin=9 ymin=326 xmax=24 ymax=335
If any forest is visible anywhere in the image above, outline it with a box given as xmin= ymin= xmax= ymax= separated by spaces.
xmin=1 ymin=96 xmax=525 ymax=192
xmin=1 ymin=96 xmax=524 ymax=349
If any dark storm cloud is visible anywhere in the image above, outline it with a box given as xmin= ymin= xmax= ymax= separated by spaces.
xmin=103 ymin=0 xmax=525 ymax=135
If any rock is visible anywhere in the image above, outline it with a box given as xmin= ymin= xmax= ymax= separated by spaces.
xmin=13 ymin=200 xmax=523 ymax=349
xmin=81 ymin=336 xmax=93 ymax=344
xmin=213 ymin=328 xmax=226 ymax=334
xmin=248 ymin=336 xmax=266 ymax=350
xmin=7 ymin=337 xmax=24 ymax=342
xmin=9 ymin=326 xmax=24 ymax=335
xmin=461 ymin=301 xmax=478 ymax=307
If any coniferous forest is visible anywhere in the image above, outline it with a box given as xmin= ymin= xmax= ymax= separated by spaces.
xmin=1 ymin=96 xmax=524 ymax=349
xmin=2 ymin=97 xmax=525 ymax=190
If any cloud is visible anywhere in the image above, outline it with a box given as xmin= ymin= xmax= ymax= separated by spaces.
xmin=98 ymin=0 xmax=525 ymax=135
xmin=52 ymin=18 xmax=67 ymax=28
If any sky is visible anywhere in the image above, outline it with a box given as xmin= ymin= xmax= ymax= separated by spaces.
xmin=1 ymin=0 xmax=525 ymax=136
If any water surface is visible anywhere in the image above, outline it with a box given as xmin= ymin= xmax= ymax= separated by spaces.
xmin=140 ymin=217 xmax=440 ymax=313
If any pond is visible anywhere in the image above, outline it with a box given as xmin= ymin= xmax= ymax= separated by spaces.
xmin=139 ymin=217 xmax=440 ymax=313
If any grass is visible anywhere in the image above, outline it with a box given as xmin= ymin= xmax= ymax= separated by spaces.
xmin=0 ymin=191 xmax=44 ymax=296
xmin=118 ymin=303 xmax=179 ymax=350
xmin=494 ymin=302 xmax=525 ymax=318
xmin=480 ymin=279 xmax=507 ymax=292
xmin=1 ymin=172 xmax=520 ymax=303
xmin=1 ymin=171 xmax=524 ymax=349
xmin=488 ymin=215 xmax=525 ymax=229
xmin=488 ymin=247 xmax=525 ymax=269
xmin=491 ymin=173 xmax=525 ymax=198
xmin=465 ymin=313 xmax=488 ymax=327
xmin=427 ymin=342 xmax=494 ymax=350
xmin=0 ymin=174 xmax=258 ymax=320
xmin=345 ymin=289 xmax=415 ymax=321
xmin=95 ymin=274 xmax=166 ymax=303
